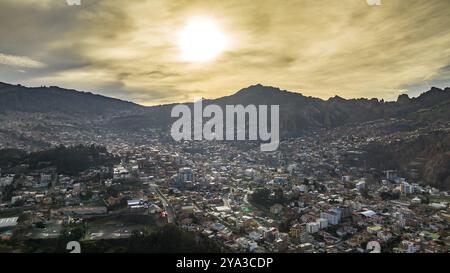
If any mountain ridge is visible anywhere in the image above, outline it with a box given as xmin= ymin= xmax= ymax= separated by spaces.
xmin=3 ymin=81 xmax=450 ymax=107
xmin=0 ymin=82 xmax=143 ymax=117
xmin=1 ymin=81 xmax=449 ymax=135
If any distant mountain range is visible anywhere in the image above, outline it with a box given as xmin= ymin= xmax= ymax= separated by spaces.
xmin=102 ymin=83 xmax=450 ymax=135
xmin=1 ymin=81 xmax=449 ymax=135
xmin=215 ymin=84 xmax=450 ymax=135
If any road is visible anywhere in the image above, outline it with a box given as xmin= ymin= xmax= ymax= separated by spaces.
xmin=150 ymin=184 xmax=176 ymax=224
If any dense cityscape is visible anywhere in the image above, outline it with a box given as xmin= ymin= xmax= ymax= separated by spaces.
xmin=1 ymin=111 xmax=449 ymax=253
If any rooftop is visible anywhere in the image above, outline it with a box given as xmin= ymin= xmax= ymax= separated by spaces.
xmin=0 ymin=217 xmax=19 ymax=228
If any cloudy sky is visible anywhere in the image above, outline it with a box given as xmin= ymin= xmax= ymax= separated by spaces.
xmin=1 ymin=0 xmax=450 ymax=105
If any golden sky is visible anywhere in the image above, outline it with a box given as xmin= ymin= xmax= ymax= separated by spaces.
xmin=1 ymin=0 xmax=450 ymax=105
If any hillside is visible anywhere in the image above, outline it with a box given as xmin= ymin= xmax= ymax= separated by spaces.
xmin=0 ymin=82 xmax=143 ymax=117
xmin=108 ymin=84 xmax=450 ymax=136
xmin=2 ymin=81 xmax=449 ymax=136
xmin=0 ymin=81 xmax=449 ymax=188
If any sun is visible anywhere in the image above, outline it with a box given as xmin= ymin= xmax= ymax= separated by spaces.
xmin=177 ymin=17 xmax=228 ymax=63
